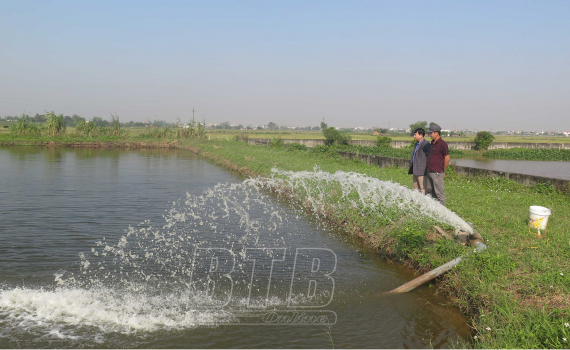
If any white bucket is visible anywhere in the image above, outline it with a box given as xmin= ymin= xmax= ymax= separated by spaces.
xmin=529 ymin=206 xmax=551 ymax=234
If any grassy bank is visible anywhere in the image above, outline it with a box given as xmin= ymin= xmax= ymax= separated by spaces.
xmin=318 ymin=143 xmax=570 ymax=162
xmin=175 ymin=138 xmax=569 ymax=349
xmin=485 ymin=148 xmax=570 ymax=161
xmin=205 ymin=130 xmax=570 ymax=143
xmin=0 ymin=131 xmax=201 ymax=147
xmin=332 ymin=144 xmax=469 ymax=158
xmin=3 ymin=136 xmax=570 ymax=348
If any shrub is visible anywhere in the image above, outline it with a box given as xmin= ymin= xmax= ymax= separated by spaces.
xmin=76 ymin=120 xmax=98 ymax=136
xmin=311 ymin=145 xmax=330 ymax=154
xmin=10 ymin=116 xmax=41 ymax=135
xmin=322 ymin=127 xmax=351 ymax=146
xmin=287 ymin=143 xmax=308 ymax=151
xmin=138 ymin=126 xmax=171 ymax=138
xmin=110 ymin=114 xmax=121 ymax=136
xmin=235 ymin=133 xmax=249 ymax=142
xmin=176 ymin=127 xmax=192 ymax=138
xmin=474 ymin=131 xmax=494 ymax=150
xmin=310 ymin=145 xmax=340 ymax=158
xmin=269 ymin=137 xmax=284 ymax=148
xmin=178 ymin=118 xmax=206 ymax=138
xmin=376 ymin=136 xmax=392 ymax=148
xmin=196 ymin=120 xmax=206 ymax=137
xmin=44 ymin=112 xmax=66 ymax=136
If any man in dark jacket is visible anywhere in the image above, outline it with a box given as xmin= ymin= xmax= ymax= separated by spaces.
xmin=408 ymin=128 xmax=430 ymax=194
xmin=425 ymin=124 xmax=450 ymax=206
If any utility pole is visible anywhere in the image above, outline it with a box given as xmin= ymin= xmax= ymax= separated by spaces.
xmin=192 ymin=108 xmax=196 ymax=122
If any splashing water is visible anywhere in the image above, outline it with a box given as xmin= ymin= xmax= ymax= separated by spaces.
xmin=0 ymin=168 xmax=471 ymax=345
xmin=264 ymin=167 xmax=473 ymax=234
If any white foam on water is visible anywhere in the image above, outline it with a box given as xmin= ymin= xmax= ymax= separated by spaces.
xmin=0 ymin=287 xmax=231 ymax=334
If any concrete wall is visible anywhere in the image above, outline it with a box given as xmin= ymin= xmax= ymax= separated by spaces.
xmin=338 ymin=151 xmax=410 ymax=168
xmin=338 ymin=151 xmax=570 ymax=192
xmin=248 ymin=138 xmax=570 ymax=150
xmin=248 ymin=138 xmax=327 ymax=147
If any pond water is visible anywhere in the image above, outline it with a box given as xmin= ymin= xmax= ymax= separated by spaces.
xmin=0 ymin=147 xmax=469 ymax=348
xmin=453 ymin=158 xmax=570 ymax=180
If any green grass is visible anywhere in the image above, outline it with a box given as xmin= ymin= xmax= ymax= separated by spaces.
xmin=0 ymin=133 xmax=130 ymax=144
xmin=0 ymin=126 xmax=205 ymax=145
xmin=177 ymin=138 xmax=570 ymax=349
xmin=485 ymin=148 xmax=570 ymax=161
xmin=332 ymin=144 xmax=467 ymax=158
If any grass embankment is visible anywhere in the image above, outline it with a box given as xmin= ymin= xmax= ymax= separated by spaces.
xmin=485 ymin=148 xmax=570 ymax=161
xmin=178 ymin=139 xmax=570 ymax=349
xmin=332 ymin=144 xmax=469 ymax=158
xmin=0 ymin=130 xmax=198 ymax=147
xmin=328 ymin=144 xmax=570 ymax=162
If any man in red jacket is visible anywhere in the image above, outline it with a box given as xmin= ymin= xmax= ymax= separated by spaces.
xmin=425 ymin=124 xmax=450 ymax=206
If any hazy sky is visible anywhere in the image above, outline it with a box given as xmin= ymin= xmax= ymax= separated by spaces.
xmin=1 ymin=1 xmax=569 ymax=131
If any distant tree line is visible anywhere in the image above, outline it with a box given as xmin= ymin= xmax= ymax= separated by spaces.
xmin=5 ymin=111 xmax=207 ymax=139
xmin=209 ymin=121 xmax=322 ymax=131
xmin=0 ymin=114 xmax=186 ymax=128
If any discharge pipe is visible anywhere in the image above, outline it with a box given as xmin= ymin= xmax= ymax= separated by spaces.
xmin=387 ymin=225 xmax=487 ymax=294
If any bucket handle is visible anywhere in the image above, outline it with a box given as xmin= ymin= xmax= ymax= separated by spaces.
xmin=529 ymin=226 xmax=545 ymax=238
